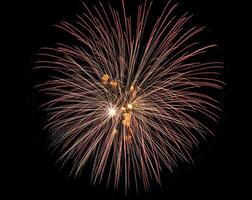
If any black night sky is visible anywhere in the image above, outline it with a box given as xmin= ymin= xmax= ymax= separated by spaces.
xmin=4 ymin=0 xmax=246 ymax=199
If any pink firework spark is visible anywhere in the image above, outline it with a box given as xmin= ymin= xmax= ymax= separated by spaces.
xmin=35 ymin=0 xmax=223 ymax=193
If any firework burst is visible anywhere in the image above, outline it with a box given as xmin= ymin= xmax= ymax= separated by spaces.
xmin=35 ymin=0 xmax=223 ymax=193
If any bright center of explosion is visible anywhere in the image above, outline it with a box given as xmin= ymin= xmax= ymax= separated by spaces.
xmin=108 ymin=107 xmax=116 ymax=117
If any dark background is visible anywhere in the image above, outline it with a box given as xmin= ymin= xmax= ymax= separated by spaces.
xmin=4 ymin=0 xmax=245 ymax=199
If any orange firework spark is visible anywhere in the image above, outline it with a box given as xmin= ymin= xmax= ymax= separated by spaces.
xmin=35 ymin=0 xmax=224 ymax=194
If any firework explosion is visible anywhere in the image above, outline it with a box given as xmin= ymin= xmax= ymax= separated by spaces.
xmin=35 ymin=0 xmax=223 ymax=193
